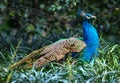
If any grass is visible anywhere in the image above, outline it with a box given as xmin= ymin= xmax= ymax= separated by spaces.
xmin=0 ymin=37 xmax=120 ymax=83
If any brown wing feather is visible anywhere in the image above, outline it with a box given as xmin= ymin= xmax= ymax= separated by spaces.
xmin=9 ymin=38 xmax=86 ymax=69
xmin=9 ymin=46 xmax=47 ymax=69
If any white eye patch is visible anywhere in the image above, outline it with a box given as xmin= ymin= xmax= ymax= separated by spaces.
xmin=85 ymin=16 xmax=91 ymax=19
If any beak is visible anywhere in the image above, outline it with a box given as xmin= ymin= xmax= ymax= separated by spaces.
xmin=91 ymin=15 xmax=96 ymax=19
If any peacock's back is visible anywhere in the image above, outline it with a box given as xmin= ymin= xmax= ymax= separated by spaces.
xmin=9 ymin=38 xmax=86 ymax=69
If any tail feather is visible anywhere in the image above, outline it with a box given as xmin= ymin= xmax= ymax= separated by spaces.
xmin=9 ymin=46 xmax=47 ymax=69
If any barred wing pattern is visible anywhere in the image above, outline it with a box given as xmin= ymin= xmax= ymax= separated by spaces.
xmin=9 ymin=38 xmax=86 ymax=69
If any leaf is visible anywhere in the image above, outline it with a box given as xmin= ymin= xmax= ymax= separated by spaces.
xmin=57 ymin=6 xmax=62 ymax=10
xmin=0 ymin=4 xmax=6 ymax=12
xmin=9 ymin=11 xmax=15 ymax=17
xmin=73 ymin=2 xmax=76 ymax=6
xmin=0 ymin=22 xmax=9 ymax=32
xmin=26 ymin=24 xmax=35 ymax=32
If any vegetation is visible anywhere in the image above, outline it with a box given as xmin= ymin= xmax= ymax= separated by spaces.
xmin=0 ymin=0 xmax=120 ymax=83
xmin=0 ymin=39 xmax=120 ymax=83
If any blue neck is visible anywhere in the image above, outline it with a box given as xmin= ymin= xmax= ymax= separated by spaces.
xmin=83 ymin=20 xmax=99 ymax=44
xmin=81 ymin=20 xmax=99 ymax=62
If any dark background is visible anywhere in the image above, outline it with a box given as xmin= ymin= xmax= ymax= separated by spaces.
xmin=0 ymin=0 xmax=120 ymax=52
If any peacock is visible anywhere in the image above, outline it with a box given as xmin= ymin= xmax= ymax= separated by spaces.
xmin=79 ymin=11 xmax=99 ymax=62
xmin=9 ymin=11 xmax=99 ymax=69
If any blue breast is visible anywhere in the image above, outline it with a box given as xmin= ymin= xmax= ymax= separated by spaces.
xmin=81 ymin=20 xmax=99 ymax=62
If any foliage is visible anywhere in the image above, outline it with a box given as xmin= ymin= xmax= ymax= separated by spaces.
xmin=0 ymin=0 xmax=120 ymax=83
xmin=0 ymin=39 xmax=120 ymax=83
xmin=0 ymin=0 xmax=120 ymax=43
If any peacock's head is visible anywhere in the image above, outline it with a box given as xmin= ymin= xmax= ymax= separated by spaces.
xmin=84 ymin=13 xmax=96 ymax=20
xmin=78 ymin=9 xmax=96 ymax=22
